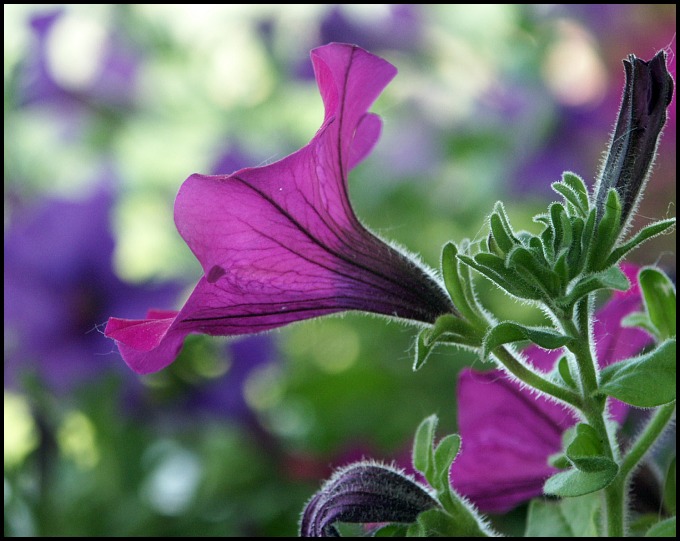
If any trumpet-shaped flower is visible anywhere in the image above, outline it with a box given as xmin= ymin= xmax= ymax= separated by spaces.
xmin=449 ymin=265 xmax=653 ymax=513
xmin=106 ymin=43 xmax=454 ymax=374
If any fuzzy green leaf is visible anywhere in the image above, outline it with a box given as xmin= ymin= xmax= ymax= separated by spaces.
xmin=433 ymin=434 xmax=461 ymax=491
xmin=560 ymin=266 xmax=629 ymax=308
xmin=544 ymin=463 xmax=618 ymax=497
xmin=599 ymin=339 xmax=676 ymax=407
xmin=605 ymin=218 xmax=676 ymax=268
xmin=645 ymin=516 xmax=676 ymax=537
xmin=525 ymin=493 xmax=600 ymax=537
xmin=639 ymin=267 xmax=676 ymax=340
xmin=483 ymin=322 xmax=572 ymax=361
xmin=566 ymin=423 xmax=617 ymax=473
xmin=557 ymin=356 xmax=578 ymax=390
xmin=413 ymin=415 xmax=438 ymax=479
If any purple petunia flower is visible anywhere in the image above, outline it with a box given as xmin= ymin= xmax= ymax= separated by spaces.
xmin=449 ymin=264 xmax=653 ymax=513
xmin=106 ymin=43 xmax=455 ymax=375
xmin=4 ymin=186 xmax=180 ymax=392
xmin=300 ymin=461 xmax=438 ymax=537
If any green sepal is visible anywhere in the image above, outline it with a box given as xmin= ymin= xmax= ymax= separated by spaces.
xmin=645 ymin=516 xmax=676 ymax=537
xmin=566 ymin=216 xmax=584 ymax=277
xmin=639 ymin=267 xmax=676 ymax=340
xmin=557 ymin=356 xmax=578 ymax=390
xmin=507 ymin=245 xmax=562 ymax=297
xmin=414 ymin=329 xmax=434 ymax=371
xmin=598 ymin=339 xmax=676 ymax=407
xmin=482 ymin=322 xmax=572 ymax=361
xmin=562 ymin=172 xmax=590 ymax=215
xmin=489 ymin=202 xmax=519 ymax=255
xmin=540 ymin=224 xmax=555 ymax=263
xmin=412 ymin=414 xmax=437 ymax=480
xmin=550 ymin=202 xmax=572 ymax=255
xmin=544 ymin=463 xmax=618 ymax=497
xmin=373 ymin=524 xmax=410 ymax=537
xmin=407 ymin=509 xmax=463 ymax=537
xmin=559 ymin=265 xmax=629 ymax=309
xmin=441 ymin=242 xmax=487 ymax=328
xmin=458 ymin=253 xmax=542 ymax=301
xmin=423 ymin=315 xmax=480 ymax=348
xmin=588 ymin=188 xmax=623 ymax=271
xmin=414 ymin=315 xmax=481 ymax=371
xmin=604 ymin=218 xmax=676 ymax=269
xmin=432 ymin=434 xmax=461 ymax=491
xmin=566 ymin=423 xmax=617 ymax=473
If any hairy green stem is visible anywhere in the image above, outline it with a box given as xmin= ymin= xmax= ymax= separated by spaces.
xmin=621 ymin=402 xmax=676 ymax=480
xmin=492 ymin=346 xmax=581 ymax=408
xmin=560 ymin=296 xmax=625 ymax=536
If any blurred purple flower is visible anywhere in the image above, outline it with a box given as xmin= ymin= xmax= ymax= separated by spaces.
xmin=18 ymin=7 xmax=139 ymax=110
xmin=174 ymin=335 xmax=277 ymax=425
xmin=450 ymin=264 xmax=653 ymax=513
xmin=106 ymin=43 xmax=455 ymax=375
xmin=294 ymin=5 xmax=423 ymax=80
xmin=4 ymin=186 xmax=180 ymax=392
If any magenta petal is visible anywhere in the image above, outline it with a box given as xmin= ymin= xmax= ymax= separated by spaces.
xmin=106 ymin=43 xmax=454 ymax=373
xmin=105 ymin=310 xmax=186 ymax=374
xmin=450 ymin=369 xmax=576 ymax=513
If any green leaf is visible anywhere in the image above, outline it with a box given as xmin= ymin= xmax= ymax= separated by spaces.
xmin=482 ymin=322 xmax=572 ymax=361
xmin=631 ymin=514 xmax=665 ymax=537
xmin=412 ymin=415 xmax=437 ymax=479
xmin=550 ymin=202 xmax=572 ymax=255
xmin=544 ymin=463 xmax=618 ymax=497
xmin=560 ymin=266 xmax=629 ymax=308
xmin=605 ymin=218 xmax=676 ymax=268
xmin=562 ymin=172 xmax=590 ymax=215
xmin=557 ymin=356 xmax=578 ymax=390
xmin=374 ymin=524 xmax=410 ymax=537
xmin=588 ymin=188 xmax=622 ymax=271
xmin=414 ymin=329 xmax=434 ymax=371
xmin=567 ymin=217 xmax=585 ymax=277
xmin=639 ymin=267 xmax=676 ymax=340
xmin=525 ymin=493 xmax=600 ymax=536
xmin=458 ymin=254 xmax=542 ymax=301
xmin=489 ymin=202 xmax=519 ymax=254
xmin=412 ymin=507 xmax=491 ymax=537
xmin=441 ymin=243 xmax=484 ymax=326
xmin=425 ymin=314 xmax=480 ymax=348
xmin=432 ymin=434 xmax=461 ymax=491
xmin=645 ymin=516 xmax=676 ymax=537
xmin=507 ymin=245 xmax=562 ymax=297
xmin=599 ymin=339 xmax=676 ymax=407
xmin=566 ymin=423 xmax=617 ymax=473
xmin=621 ymin=311 xmax=659 ymax=337
xmin=664 ymin=457 xmax=676 ymax=515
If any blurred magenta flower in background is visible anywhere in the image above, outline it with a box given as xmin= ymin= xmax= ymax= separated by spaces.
xmin=450 ymin=265 xmax=654 ymax=513
xmin=106 ymin=43 xmax=455 ymax=375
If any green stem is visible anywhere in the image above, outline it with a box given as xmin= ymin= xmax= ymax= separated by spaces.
xmin=620 ymin=402 xmax=676 ymax=480
xmin=492 ymin=346 xmax=581 ymax=408
xmin=560 ymin=297 xmax=625 ymax=536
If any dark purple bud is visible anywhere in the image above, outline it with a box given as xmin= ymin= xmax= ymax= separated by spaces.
xmin=595 ymin=50 xmax=674 ymax=225
xmin=299 ymin=461 xmax=439 ymax=537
